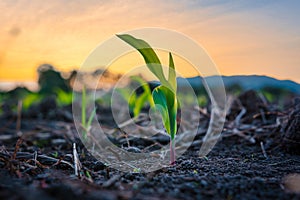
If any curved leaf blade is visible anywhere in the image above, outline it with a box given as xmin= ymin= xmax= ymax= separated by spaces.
xmin=130 ymin=76 xmax=154 ymax=107
xmin=152 ymin=86 xmax=177 ymax=138
xmin=152 ymin=86 xmax=170 ymax=134
xmin=168 ymin=53 xmax=177 ymax=91
xmin=133 ymin=92 xmax=148 ymax=117
xmin=116 ymin=34 xmax=167 ymax=85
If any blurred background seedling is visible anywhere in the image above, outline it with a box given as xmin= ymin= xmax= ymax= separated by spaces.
xmin=118 ymin=75 xmax=154 ymax=118
xmin=81 ymin=86 xmax=96 ymax=140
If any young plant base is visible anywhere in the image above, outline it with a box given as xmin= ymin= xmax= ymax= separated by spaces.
xmin=170 ymin=138 xmax=176 ymax=165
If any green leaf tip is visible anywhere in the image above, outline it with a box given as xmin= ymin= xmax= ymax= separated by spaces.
xmin=168 ymin=53 xmax=177 ymax=92
xmin=116 ymin=34 xmax=168 ymax=86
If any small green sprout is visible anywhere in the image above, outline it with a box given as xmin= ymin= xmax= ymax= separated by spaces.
xmin=118 ymin=76 xmax=154 ymax=117
xmin=130 ymin=76 xmax=155 ymax=117
xmin=22 ymin=93 xmax=42 ymax=110
xmin=55 ymin=88 xmax=73 ymax=106
xmin=85 ymin=170 xmax=92 ymax=179
xmin=117 ymin=34 xmax=178 ymax=164
xmin=81 ymin=86 xmax=96 ymax=140
xmin=133 ymin=168 xmax=141 ymax=173
xmin=52 ymin=151 xmax=59 ymax=158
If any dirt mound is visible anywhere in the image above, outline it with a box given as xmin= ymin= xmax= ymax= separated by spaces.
xmin=282 ymin=98 xmax=300 ymax=154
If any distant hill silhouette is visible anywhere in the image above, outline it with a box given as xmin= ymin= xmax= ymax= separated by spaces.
xmin=177 ymin=75 xmax=300 ymax=94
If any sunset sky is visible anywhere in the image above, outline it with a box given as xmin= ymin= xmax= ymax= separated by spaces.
xmin=0 ymin=0 xmax=300 ymax=84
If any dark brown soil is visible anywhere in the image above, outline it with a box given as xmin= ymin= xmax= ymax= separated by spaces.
xmin=0 ymin=92 xmax=300 ymax=200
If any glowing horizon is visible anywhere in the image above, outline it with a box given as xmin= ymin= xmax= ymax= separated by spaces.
xmin=0 ymin=1 xmax=299 ymax=83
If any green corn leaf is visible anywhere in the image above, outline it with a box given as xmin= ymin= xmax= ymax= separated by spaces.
xmin=152 ymin=86 xmax=177 ymax=139
xmin=55 ymin=88 xmax=73 ymax=106
xmin=87 ymin=108 xmax=96 ymax=129
xmin=118 ymin=86 xmax=149 ymax=117
xmin=152 ymin=86 xmax=170 ymax=134
xmin=168 ymin=53 xmax=177 ymax=92
xmin=82 ymin=86 xmax=86 ymax=128
xmin=130 ymin=76 xmax=154 ymax=107
xmin=163 ymin=88 xmax=177 ymax=140
xmin=130 ymin=76 xmax=151 ymax=95
xmin=117 ymin=88 xmax=136 ymax=114
xmin=128 ymin=91 xmax=137 ymax=114
xmin=116 ymin=34 xmax=168 ymax=86
xmin=133 ymin=92 xmax=148 ymax=117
